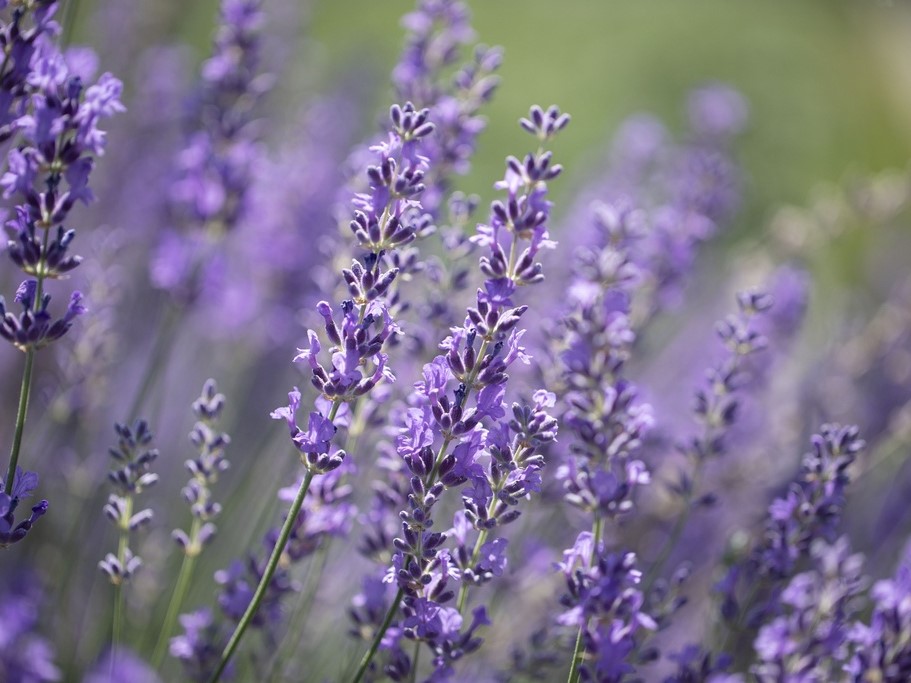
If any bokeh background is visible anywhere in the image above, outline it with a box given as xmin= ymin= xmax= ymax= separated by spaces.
xmin=72 ymin=0 xmax=911 ymax=224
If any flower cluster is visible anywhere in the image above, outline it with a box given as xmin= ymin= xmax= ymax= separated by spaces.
xmin=558 ymin=537 xmax=656 ymax=683
xmin=3 ymin=3 xmax=911 ymax=683
xmin=394 ymin=0 xmax=501 ymax=217
xmin=1 ymin=22 xmax=124 ymax=315
xmin=554 ymin=204 xmax=653 ymax=522
xmin=152 ymin=0 xmax=266 ymax=300
xmin=847 ymin=542 xmax=911 ymax=679
xmin=172 ymin=379 xmax=230 ymax=557
xmin=99 ymin=420 xmax=158 ymax=584
xmin=716 ymin=424 xmax=865 ymax=651
xmin=344 ymin=105 xmax=568 ymax=682
xmin=752 ymin=537 xmax=866 ymax=682
xmin=0 ymin=467 xmax=47 ymax=547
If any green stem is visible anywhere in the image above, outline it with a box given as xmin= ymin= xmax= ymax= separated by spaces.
xmin=61 ymin=0 xmax=82 ymax=46
xmin=5 ymin=348 xmax=35 ymax=489
xmin=567 ymin=516 xmax=603 ymax=683
xmin=352 ymin=588 xmax=404 ymax=683
xmin=207 ymin=469 xmax=316 ymax=683
xmin=111 ymin=584 xmax=124 ymax=673
xmin=456 ymin=526 xmax=487 ymax=614
xmin=151 ymin=522 xmax=200 ymax=668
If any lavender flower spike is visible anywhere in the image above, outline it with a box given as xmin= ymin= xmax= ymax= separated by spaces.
xmin=99 ymin=420 xmax=159 ymax=585
xmin=349 ymin=104 xmax=569 ymax=682
xmin=201 ymin=102 xmax=433 ymax=683
xmin=152 ymin=381 xmax=231 ymax=668
xmin=172 ymin=380 xmax=231 ymax=556
xmin=2 ymin=5 xmax=123 ymax=495
xmin=152 ymin=0 xmax=268 ymax=301
xmin=0 ymin=467 xmax=48 ymax=548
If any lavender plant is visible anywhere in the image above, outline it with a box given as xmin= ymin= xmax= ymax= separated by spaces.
xmin=346 ymin=103 xmax=568 ymax=683
xmin=99 ymin=419 xmax=158 ymax=650
xmin=1 ymin=0 xmax=122 ymax=501
xmin=152 ymin=379 xmax=230 ymax=667
xmin=2 ymin=1 xmax=910 ymax=682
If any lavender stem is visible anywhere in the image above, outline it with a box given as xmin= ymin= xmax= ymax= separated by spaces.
xmin=208 ymin=463 xmax=319 ymax=683
xmin=152 ymin=518 xmax=201 ymax=667
xmin=352 ymin=588 xmax=405 ymax=683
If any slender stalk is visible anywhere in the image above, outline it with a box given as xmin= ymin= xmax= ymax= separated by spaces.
xmin=151 ymin=518 xmax=201 ymax=667
xmin=207 ymin=468 xmax=316 ymax=683
xmin=111 ymin=584 xmax=124 ymax=675
xmin=566 ymin=516 xmax=603 ymax=683
xmin=268 ymin=398 xmax=368 ymax=681
xmin=61 ymin=0 xmax=83 ymax=46
xmin=352 ymin=588 xmax=404 ymax=683
xmin=5 ymin=349 xmax=35 ymax=489
xmin=456 ymin=526 xmax=486 ymax=614
xmin=110 ymin=494 xmax=133 ymax=677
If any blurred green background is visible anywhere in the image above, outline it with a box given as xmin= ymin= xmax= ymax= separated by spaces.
xmin=304 ymin=0 xmax=911 ymax=228
xmin=82 ymin=0 xmax=911 ymax=235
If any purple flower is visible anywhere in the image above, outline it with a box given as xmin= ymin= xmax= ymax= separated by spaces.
xmin=100 ymin=420 xmax=158 ymax=584
xmin=170 ymin=609 xmax=226 ymax=683
xmin=0 ymin=574 xmax=60 ymax=681
xmin=172 ymin=380 xmax=231 ymax=556
xmin=752 ymin=537 xmax=866 ymax=682
xmin=152 ymin=0 xmax=266 ymax=302
xmin=687 ymin=83 xmax=749 ymax=142
xmin=559 ymin=545 xmax=656 ymax=681
xmin=0 ymin=280 xmax=87 ymax=351
xmin=0 ymin=468 xmax=48 ymax=548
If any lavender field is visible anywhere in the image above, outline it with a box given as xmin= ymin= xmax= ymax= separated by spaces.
xmin=2 ymin=0 xmax=911 ymax=681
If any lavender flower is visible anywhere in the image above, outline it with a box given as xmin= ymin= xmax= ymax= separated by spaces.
xmin=0 ymin=574 xmax=60 ymax=681
xmin=752 ymin=537 xmax=866 ymax=682
xmin=347 ymin=105 xmax=569 ymax=683
xmin=0 ymin=0 xmax=59 ymax=142
xmin=172 ymin=380 xmax=230 ymax=556
xmin=394 ymin=0 xmax=501 ymax=217
xmin=553 ymin=204 xmax=653 ymax=523
xmin=170 ymin=610 xmax=228 ymax=683
xmin=0 ymin=34 xmax=121 ymax=347
xmin=0 ymin=278 xmax=85 ymax=351
xmin=0 ymin=466 xmax=47 ymax=547
xmin=99 ymin=420 xmax=158 ymax=584
xmin=845 ymin=540 xmax=911 ymax=681
xmin=558 ymin=539 xmax=657 ymax=683
xmin=151 ymin=0 xmax=266 ymax=302
xmin=716 ymin=424 xmax=865 ymax=652
xmin=644 ymin=291 xmax=773 ymax=585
